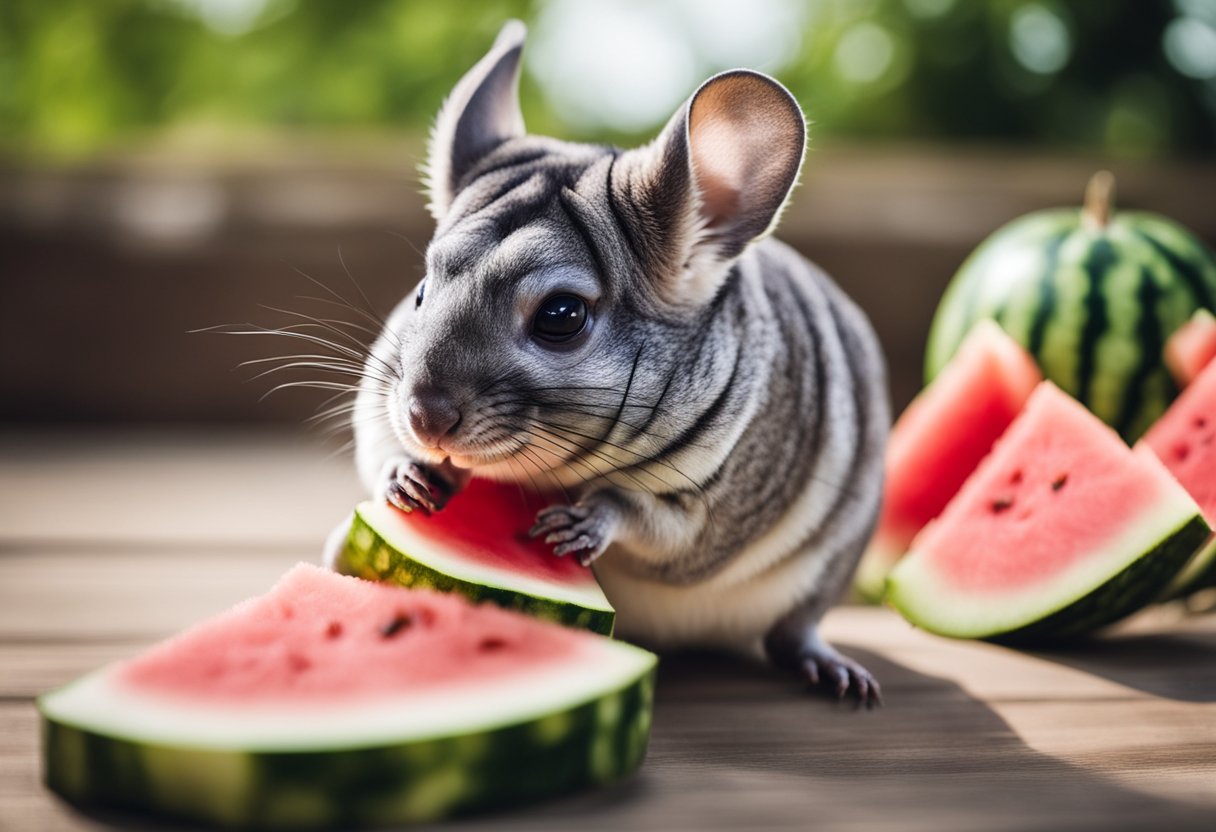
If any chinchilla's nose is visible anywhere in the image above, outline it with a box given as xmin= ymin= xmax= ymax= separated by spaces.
xmin=406 ymin=385 xmax=462 ymax=447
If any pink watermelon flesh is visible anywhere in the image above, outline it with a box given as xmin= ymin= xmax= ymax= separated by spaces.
xmin=916 ymin=384 xmax=1177 ymax=592
xmin=1164 ymin=308 xmax=1216 ymax=387
xmin=1144 ymin=359 xmax=1216 ymax=529
xmin=394 ymin=478 xmax=592 ymax=585
xmin=118 ymin=564 xmax=585 ymax=705
xmin=855 ymin=320 xmax=1040 ymax=597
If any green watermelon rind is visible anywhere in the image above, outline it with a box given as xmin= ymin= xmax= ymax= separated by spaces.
xmin=925 ymin=208 xmax=1216 ymax=441
xmin=887 ymin=509 xmax=1211 ymax=644
xmin=1163 ymin=534 xmax=1216 ymax=599
xmin=337 ymin=503 xmax=615 ymax=636
xmin=40 ymin=661 xmax=656 ymax=829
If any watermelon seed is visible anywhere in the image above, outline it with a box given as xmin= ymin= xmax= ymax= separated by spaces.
xmin=991 ymin=497 xmax=1014 ymax=514
xmin=1052 ymin=474 xmax=1068 ymax=492
xmin=287 ymin=652 xmax=311 ymax=673
xmin=1009 ymin=470 xmax=1023 ymax=485
xmin=1173 ymin=442 xmax=1190 ymax=463
xmin=479 ymin=637 xmax=507 ymax=653
xmin=325 ymin=621 xmax=343 ymax=639
xmin=380 ymin=613 xmax=413 ymax=639
xmin=1195 ymin=417 xmax=1207 ymax=429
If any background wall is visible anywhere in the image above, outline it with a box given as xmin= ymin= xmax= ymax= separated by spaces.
xmin=2 ymin=0 xmax=1215 ymax=427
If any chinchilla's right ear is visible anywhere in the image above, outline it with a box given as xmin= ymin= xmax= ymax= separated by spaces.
xmin=423 ymin=21 xmax=526 ymax=221
xmin=615 ymin=70 xmax=807 ymax=308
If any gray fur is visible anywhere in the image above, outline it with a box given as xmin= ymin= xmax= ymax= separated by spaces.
xmin=336 ymin=22 xmax=889 ymax=700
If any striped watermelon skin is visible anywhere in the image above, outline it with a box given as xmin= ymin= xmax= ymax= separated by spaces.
xmin=926 ymin=209 xmax=1216 ymax=440
xmin=43 ymin=670 xmax=655 ymax=830
xmin=338 ymin=508 xmax=616 ymax=636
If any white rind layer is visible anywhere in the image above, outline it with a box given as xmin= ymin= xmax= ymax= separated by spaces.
xmin=887 ymin=477 xmax=1201 ymax=639
xmin=39 ymin=639 xmax=654 ymax=752
xmin=357 ymin=501 xmax=613 ymax=613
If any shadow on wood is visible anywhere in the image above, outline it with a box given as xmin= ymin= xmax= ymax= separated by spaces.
xmin=433 ymin=647 xmax=1210 ymax=831
xmin=1027 ymin=629 xmax=1216 ymax=704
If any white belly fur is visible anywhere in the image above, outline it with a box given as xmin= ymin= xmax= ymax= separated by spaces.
xmin=594 ymin=534 xmax=835 ymax=653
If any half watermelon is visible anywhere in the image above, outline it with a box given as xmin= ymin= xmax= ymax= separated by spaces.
xmin=887 ymin=383 xmax=1209 ymax=643
xmin=1164 ymin=308 xmax=1216 ymax=388
xmin=40 ymin=564 xmax=656 ymax=829
xmin=336 ymin=479 xmax=615 ymax=635
xmin=854 ymin=320 xmax=1041 ymax=600
xmin=1141 ymin=358 xmax=1216 ymax=596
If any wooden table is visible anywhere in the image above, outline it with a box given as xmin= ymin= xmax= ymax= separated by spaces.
xmin=3 ymin=430 xmax=1215 ymax=831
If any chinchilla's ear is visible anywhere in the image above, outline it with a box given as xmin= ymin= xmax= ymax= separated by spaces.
xmin=616 ymin=70 xmax=806 ymax=306
xmin=424 ymin=21 xmax=526 ymax=221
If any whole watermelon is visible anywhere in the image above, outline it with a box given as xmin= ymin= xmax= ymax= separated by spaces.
xmin=925 ymin=172 xmax=1216 ymax=440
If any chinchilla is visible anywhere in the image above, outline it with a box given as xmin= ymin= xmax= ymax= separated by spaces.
xmin=325 ymin=21 xmax=889 ymax=705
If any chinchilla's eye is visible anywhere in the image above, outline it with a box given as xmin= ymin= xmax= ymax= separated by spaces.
xmin=532 ymin=294 xmax=587 ymax=343
xmin=415 ymin=280 xmax=426 ymax=309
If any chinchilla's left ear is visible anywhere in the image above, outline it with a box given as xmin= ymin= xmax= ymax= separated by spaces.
xmin=424 ymin=20 xmax=526 ymax=221
xmin=616 ymin=70 xmax=806 ymax=307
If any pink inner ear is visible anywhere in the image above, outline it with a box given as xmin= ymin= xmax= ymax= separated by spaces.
xmin=690 ymin=118 xmax=744 ymax=227
xmin=687 ymin=74 xmax=802 ymax=232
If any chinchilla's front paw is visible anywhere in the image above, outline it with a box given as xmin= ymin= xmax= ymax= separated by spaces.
xmin=381 ymin=458 xmax=457 ymax=516
xmin=528 ymin=496 xmax=621 ymax=566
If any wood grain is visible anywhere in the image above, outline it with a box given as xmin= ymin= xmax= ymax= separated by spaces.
xmin=2 ymin=432 xmax=1215 ymax=830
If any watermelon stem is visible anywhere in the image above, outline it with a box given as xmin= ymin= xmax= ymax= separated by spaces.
xmin=1083 ymin=170 xmax=1116 ymax=231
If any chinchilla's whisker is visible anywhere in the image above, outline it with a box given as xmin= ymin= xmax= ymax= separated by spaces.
xmin=524 ymin=426 xmax=662 ymax=501
xmin=206 ymin=325 xmax=370 ymax=364
xmin=337 ymin=246 xmax=388 ymax=329
xmin=288 ymin=263 xmax=391 ymax=333
xmin=505 ymin=450 xmax=547 ymax=500
xmin=499 ymin=399 xmax=704 ymax=449
xmin=531 ymin=417 xmax=707 ymax=493
xmin=239 ymin=353 xmax=365 ymax=369
xmin=258 ymin=304 xmax=385 ymax=365
xmin=294 ymin=294 xmax=401 ymax=348
xmin=517 ymin=443 xmax=580 ymax=507
xmin=245 ymin=362 xmax=389 ymax=385
xmin=519 ymin=431 xmax=604 ymax=497
xmin=258 ymin=308 xmax=400 ymax=382
xmin=258 ymin=380 xmax=382 ymax=402
xmin=502 ymin=456 xmax=532 ymax=504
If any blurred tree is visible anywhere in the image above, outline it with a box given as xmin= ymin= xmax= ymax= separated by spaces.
xmin=0 ymin=0 xmax=1212 ymax=159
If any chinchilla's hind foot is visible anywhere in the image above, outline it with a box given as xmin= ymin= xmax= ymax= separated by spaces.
xmin=764 ymin=614 xmax=883 ymax=709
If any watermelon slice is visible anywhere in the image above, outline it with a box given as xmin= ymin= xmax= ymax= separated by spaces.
xmin=40 ymin=564 xmax=656 ymax=829
xmin=887 ymin=383 xmax=1209 ymax=643
xmin=854 ymin=320 xmax=1041 ymax=600
xmin=1164 ymin=308 xmax=1216 ymax=388
xmin=337 ymin=479 xmax=615 ymax=634
xmin=1142 ymin=359 xmax=1216 ymax=595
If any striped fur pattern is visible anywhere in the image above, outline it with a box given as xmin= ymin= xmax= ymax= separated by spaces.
xmin=345 ymin=24 xmax=889 ymax=658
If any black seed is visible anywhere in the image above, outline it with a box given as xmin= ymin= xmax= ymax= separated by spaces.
xmin=380 ymin=613 xmax=413 ymax=638
xmin=992 ymin=497 xmax=1014 ymax=514
xmin=1052 ymin=474 xmax=1069 ymax=491
xmin=479 ymin=637 xmax=507 ymax=652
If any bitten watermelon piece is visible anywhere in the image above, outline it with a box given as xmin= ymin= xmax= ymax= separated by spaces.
xmin=1164 ymin=308 xmax=1216 ymax=388
xmin=854 ymin=320 xmax=1041 ymax=600
xmin=39 ymin=564 xmax=656 ymax=829
xmin=887 ymin=383 xmax=1209 ymax=643
xmin=337 ymin=479 xmax=615 ymax=634
xmin=1142 ymin=358 xmax=1216 ymax=595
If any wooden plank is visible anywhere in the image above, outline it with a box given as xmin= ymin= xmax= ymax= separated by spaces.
xmin=0 ymin=431 xmax=361 ymax=546
xmin=0 ymin=549 xmax=305 ymax=643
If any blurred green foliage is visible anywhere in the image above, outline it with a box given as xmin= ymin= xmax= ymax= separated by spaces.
xmin=0 ymin=0 xmax=1213 ymax=160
